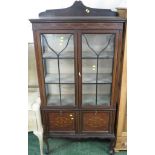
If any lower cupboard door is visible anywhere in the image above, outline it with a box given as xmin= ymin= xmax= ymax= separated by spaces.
xmin=81 ymin=111 xmax=113 ymax=133
xmin=47 ymin=111 xmax=76 ymax=133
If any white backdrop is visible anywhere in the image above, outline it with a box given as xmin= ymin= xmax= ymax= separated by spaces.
xmin=28 ymin=0 xmax=127 ymax=42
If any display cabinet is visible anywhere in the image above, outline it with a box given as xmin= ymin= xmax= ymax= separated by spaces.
xmin=30 ymin=1 xmax=126 ymax=154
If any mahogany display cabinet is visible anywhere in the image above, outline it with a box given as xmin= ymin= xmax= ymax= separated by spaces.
xmin=30 ymin=1 xmax=126 ymax=154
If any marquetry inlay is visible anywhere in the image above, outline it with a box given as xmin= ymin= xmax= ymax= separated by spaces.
xmin=54 ymin=116 xmax=73 ymax=128
xmin=48 ymin=112 xmax=75 ymax=131
xmin=83 ymin=112 xmax=109 ymax=131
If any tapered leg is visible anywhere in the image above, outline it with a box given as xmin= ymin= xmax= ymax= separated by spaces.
xmin=44 ymin=135 xmax=49 ymax=154
xmin=34 ymin=131 xmax=44 ymax=155
xmin=109 ymin=138 xmax=115 ymax=155
xmin=109 ymin=149 xmax=114 ymax=155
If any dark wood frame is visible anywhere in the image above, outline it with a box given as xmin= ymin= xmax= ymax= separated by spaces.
xmin=30 ymin=1 xmax=126 ymax=154
xmin=33 ymin=27 xmax=123 ymax=108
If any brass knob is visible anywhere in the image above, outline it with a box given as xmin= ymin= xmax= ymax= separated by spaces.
xmin=71 ymin=117 xmax=74 ymax=120
xmin=86 ymin=9 xmax=90 ymax=14
xmin=70 ymin=114 xmax=73 ymax=117
xmin=79 ymin=72 xmax=81 ymax=77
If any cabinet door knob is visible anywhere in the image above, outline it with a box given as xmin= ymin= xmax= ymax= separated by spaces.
xmin=79 ymin=72 xmax=81 ymax=77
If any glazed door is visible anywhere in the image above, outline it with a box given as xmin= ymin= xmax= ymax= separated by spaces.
xmin=40 ymin=32 xmax=78 ymax=107
xmin=79 ymin=31 xmax=118 ymax=109
xmin=79 ymin=31 xmax=119 ymax=133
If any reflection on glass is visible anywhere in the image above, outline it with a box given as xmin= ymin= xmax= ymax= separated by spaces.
xmin=82 ymin=34 xmax=115 ymax=106
xmin=41 ymin=34 xmax=74 ymax=58
xmin=82 ymin=34 xmax=114 ymax=58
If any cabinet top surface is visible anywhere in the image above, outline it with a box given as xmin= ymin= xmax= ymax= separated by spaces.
xmin=30 ymin=16 xmax=125 ymax=23
xmin=29 ymin=1 xmax=126 ymax=23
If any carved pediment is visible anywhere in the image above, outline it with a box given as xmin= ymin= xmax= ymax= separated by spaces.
xmin=39 ymin=1 xmax=117 ymax=17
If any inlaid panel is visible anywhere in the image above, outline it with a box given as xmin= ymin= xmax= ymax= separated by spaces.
xmin=48 ymin=112 xmax=75 ymax=131
xmin=82 ymin=111 xmax=110 ymax=132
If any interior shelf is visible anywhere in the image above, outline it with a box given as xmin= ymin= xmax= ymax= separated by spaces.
xmin=45 ymin=73 xmax=112 ymax=84
xmin=46 ymin=94 xmax=110 ymax=106
xmin=42 ymin=51 xmax=74 ymax=59
xmin=42 ymin=51 xmax=113 ymax=59
xmin=82 ymin=51 xmax=114 ymax=59
xmin=45 ymin=73 xmax=74 ymax=84
xmin=47 ymin=94 xmax=75 ymax=106
xmin=83 ymin=73 xmax=112 ymax=84
xmin=82 ymin=94 xmax=110 ymax=106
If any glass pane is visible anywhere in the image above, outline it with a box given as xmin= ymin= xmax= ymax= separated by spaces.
xmin=41 ymin=34 xmax=75 ymax=106
xmin=46 ymin=84 xmax=75 ymax=106
xmin=82 ymin=34 xmax=114 ymax=58
xmin=82 ymin=84 xmax=111 ymax=106
xmin=41 ymin=34 xmax=74 ymax=58
xmin=43 ymin=59 xmax=74 ymax=83
xmin=82 ymin=59 xmax=113 ymax=83
xmin=82 ymin=34 xmax=115 ymax=106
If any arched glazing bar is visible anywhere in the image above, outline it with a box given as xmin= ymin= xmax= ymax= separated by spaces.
xmin=83 ymin=34 xmax=114 ymax=107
